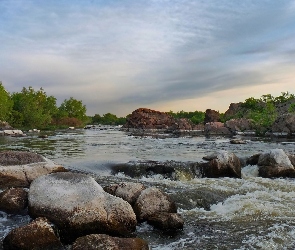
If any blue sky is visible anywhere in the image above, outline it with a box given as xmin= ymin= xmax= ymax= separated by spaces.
xmin=1 ymin=0 xmax=295 ymax=116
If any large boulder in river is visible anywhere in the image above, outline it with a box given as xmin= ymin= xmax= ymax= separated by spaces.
xmin=257 ymin=149 xmax=295 ymax=178
xmin=201 ymin=150 xmax=241 ymax=178
xmin=0 ymin=151 xmax=67 ymax=188
xmin=3 ymin=217 xmax=63 ymax=250
xmin=0 ymin=188 xmax=28 ymax=214
xmin=123 ymin=108 xmax=193 ymax=131
xmin=72 ymin=234 xmax=149 ymax=250
xmin=28 ymin=172 xmax=137 ymax=243
xmin=133 ymin=187 xmax=177 ymax=222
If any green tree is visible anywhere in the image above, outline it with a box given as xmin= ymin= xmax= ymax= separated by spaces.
xmin=10 ymin=87 xmax=57 ymax=128
xmin=59 ymin=97 xmax=87 ymax=123
xmin=0 ymin=82 xmax=13 ymax=121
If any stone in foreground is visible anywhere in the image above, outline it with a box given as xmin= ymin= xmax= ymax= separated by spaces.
xmin=3 ymin=217 xmax=63 ymax=250
xmin=72 ymin=234 xmax=149 ymax=250
xmin=28 ymin=172 xmax=137 ymax=243
xmin=0 ymin=188 xmax=28 ymax=214
xmin=0 ymin=151 xmax=67 ymax=188
xmin=133 ymin=187 xmax=177 ymax=221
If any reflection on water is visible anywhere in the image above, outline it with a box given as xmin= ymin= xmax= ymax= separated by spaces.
xmin=1 ymin=126 xmax=295 ymax=249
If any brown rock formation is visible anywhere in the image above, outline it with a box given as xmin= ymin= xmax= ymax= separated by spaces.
xmin=204 ymin=109 xmax=220 ymax=124
xmin=0 ymin=188 xmax=28 ymax=214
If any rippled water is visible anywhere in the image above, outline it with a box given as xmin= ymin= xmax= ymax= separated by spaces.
xmin=1 ymin=126 xmax=295 ymax=249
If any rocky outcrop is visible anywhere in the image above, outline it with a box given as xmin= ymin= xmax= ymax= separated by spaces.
xmin=204 ymin=122 xmax=231 ymax=136
xmin=223 ymin=103 xmax=243 ymax=120
xmin=257 ymin=149 xmax=295 ymax=178
xmin=133 ymin=187 xmax=177 ymax=222
xmin=225 ymin=118 xmax=255 ymax=134
xmin=104 ymin=182 xmax=146 ymax=206
xmin=72 ymin=234 xmax=149 ymax=250
xmin=123 ymin=108 xmax=193 ymax=131
xmin=0 ymin=151 xmax=67 ymax=188
xmin=201 ymin=150 xmax=241 ymax=178
xmin=271 ymin=114 xmax=295 ymax=135
xmin=28 ymin=172 xmax=137 ymax=243
xmin=204 ymin=109 xmax=220 ymax=124
xmin=3 ymin=217 xmax=63 ymax=250
xmin=147 ymin=212 xmax=184 ymax=230
xmin=0 ymin=188 xmax=28 ymax=214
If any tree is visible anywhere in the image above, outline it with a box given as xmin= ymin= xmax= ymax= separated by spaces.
xmin=0 ymin=82 xmax=13 ymax=121
xmin=10 ymin=87 xmax=58 ymax=128
xmin=59 ymin=97 xmax=87 ymax=123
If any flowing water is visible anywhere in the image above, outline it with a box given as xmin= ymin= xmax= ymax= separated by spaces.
xmin=1 ymin=126 xmax=295 ymax=249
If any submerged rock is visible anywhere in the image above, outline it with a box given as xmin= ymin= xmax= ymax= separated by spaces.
xmin=133 ymin=187 xmax=177 ymax=222
xmin=201 ymin=150 xmax=241 ymax=178
xmin=147 ymin=212 xmax=184 ymax=230
xmin=28 ymin=172 xmax=137 ymax=243
xmin=257 ymin=149 xmax=295 ymax=178
xmin=0 ymin=188 xmax=28 ymax=214
xmin=3 ymin=217 xmax=63 ymax=250
xmin=0 ymin=151 xmax=67 ymax=188
xmin=72 ymin=234 xmax=149 ymax=250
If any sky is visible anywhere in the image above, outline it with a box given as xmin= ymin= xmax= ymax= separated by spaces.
xmin=1 ymin=0 xmax=295 ymax=116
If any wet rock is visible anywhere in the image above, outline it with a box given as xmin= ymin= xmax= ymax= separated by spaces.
xmin=257 ymin=149 xmax=295 ymax=178
xmin=103 ymin=182 xmax=145 ymax=205
xmin=0 ymin=151 xmax=67 ymax=188
xmin=72 ymin=234 xmax=149 ymax=250
xmin=28 ymin=172 xmax=137 ymax=243
xmin=204 ymin=109 xmax=220 ymax=124
xmin=204 ymin=122 xmax=231 ymax=136
xmin=201 ymin=150 xmax=241 ymax=178
xmin=122 ymin=108 xmax=193 ymax=131
xmin=271 ymin=114 xmax=295 ymax=135
xmin=230 ymin=139 xmax=246 ymax=144
xmin=0 ymin=188 xmax=28 ymax=214
xmin=147 ymin=212 xmax=184 ymax=230
xmin=133 ymin=187 xmax=177 ymax=222
xmin=225 ymin=118 xmax=255 ymax=134
xmin=3 ymin=217 xmax=64 ymax=250
xmin=246 ymin=154 xmax=261 ymax=166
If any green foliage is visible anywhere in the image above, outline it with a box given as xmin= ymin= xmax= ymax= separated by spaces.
xmin=167 ymin=110 xmax=205 ymax=124
xmin=289 ymin=103 xmax=295 ymax=113
xmin=0 ymin=82 xmax=13 ymax=121
xmin=59 ymin=97 xmax=87 ymax=123
xmin=10 ymin=87 xmax=58 ymax=129
xmin=91 ymin=113 xmax=126 ymax=125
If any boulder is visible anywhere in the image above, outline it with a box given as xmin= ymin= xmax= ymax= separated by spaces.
xmin=288 ymin=154 xmax=295 ymax=167
xmin=133 ymin=187 xmax=177 ymax=222
xmin=230 ymin=139 xmax=246 ymax=144
xmin=147 ymin=212 xmax=184 ymax=230
xmin=204 ymin=109 xmax=220 ymax=124
xmin=246 ymin=154 xmax=261 ymax=166
xmin=123 ymin=108 xmax=193 ymax=131
xmin=204 ymin=122 xmax=231 ymax=136
xmin=0 ymin=188 xmax=28 ymax=214
xmin=225 ymin=118 xmax=255 ymax=134
xmin=103 ymin=182 xmax=145 ymax=206
xmin=0 ymin=151 xmax=67 ymax=188
xmin=28 ymin=172 xmax=137 ymax=243
xmin=201 ymin=150 xmax=241 ymax=178
xmin=3 ymin=217 xmax=63 ymax=250
xmin=72 ymin=234 xmax=149 ymax=250
xmin=223 ymin=103 xmax=243 ymax=120
xmin=271 ymin=114 xmax=295 ymax=135
xmin=257 ymin=149 xmax=295 ymax=178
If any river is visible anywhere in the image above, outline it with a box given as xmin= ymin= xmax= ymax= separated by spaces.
xmin=1 ymin=126 xmax=295 ymax=249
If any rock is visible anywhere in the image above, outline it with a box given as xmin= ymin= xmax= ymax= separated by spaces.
xmin=204 ymin=109 xmax=220 ymax=124
xmin=123 ymin=108 xmax=193 ymax=131
xmin=230 ymin=139 xmax=246 ymax=144
xmin=257 ymin=149 xmax=295 ymax=178
xmin=3 ymin=130 xmax=25 ymax=137
xmin=72 ymin=234 xmax=149 ymax=250
xmin=201 ymin=150 xmax=241 ymax=178
xmin=225 ymin=118 xmax=255 ymax=134
xmin=103 ymin=182 xmax=145 ymax=205
xmin=204 ymin=122 xmax=231 ymax=136
xmin=288 ymin=154 xmax=295 ymax=167
xmin=246 ymin=153 xmax=261 ymax=165
xmin=147 ymin=212 xmax=184 ymax=230
xmin=3 ymin=217 xmax=64 ymax=250
xmin=271 ymin=114 xmax=295 ymax=135
xmin=223 ymin=103 xmax=243 ymax=120
xmin=0 ymin=121 xmax=13 ymax=130
xmin=133 ymin=187 xmax=177 ymax=222
xmin=28 ymin=172 xmax=137 ymax=243
xmin=0 ymin=151 xmax=67 ymax=189
xmin=0 ymin=188 xmax=28 ymax=214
